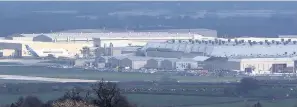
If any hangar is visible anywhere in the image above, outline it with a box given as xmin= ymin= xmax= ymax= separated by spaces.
xmin=0 ymin=40 xmax=92 ymax=58
xmin=235 ymin=58 xmax=296 ymax=74
xmin=203 ymin=57 xmax=297 ymax=74
xmin=0 ymin=42 xmax=22 ymax=57
xmin=5 ymin=34 xmax=34 ymax=41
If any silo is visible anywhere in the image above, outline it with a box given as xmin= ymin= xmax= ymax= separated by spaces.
xmin=109 ymin=43 xmax=114 ymax=56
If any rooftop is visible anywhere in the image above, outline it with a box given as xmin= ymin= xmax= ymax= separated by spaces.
xmin=142 ymin=40 xmax=297 ymax=58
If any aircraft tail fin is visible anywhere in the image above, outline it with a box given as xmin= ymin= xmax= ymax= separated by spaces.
xmin=25 ymin=45 xmax=39 ymax=57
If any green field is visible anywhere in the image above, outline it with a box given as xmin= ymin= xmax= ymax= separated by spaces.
xmin=1 ymin=66 xmax=296 ymax=107
xmin=2 ymin=93 xmax=295 ymax=107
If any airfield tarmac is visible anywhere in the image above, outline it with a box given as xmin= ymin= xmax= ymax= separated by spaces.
xmin=0 ymin=65 xmax=241 ymax=83
xmin=0 ymin=75 xmax=100 ymax=83
xmin=0 ymin=59 xmax=51 ymax=66
xmin=1 ymin=65 xmax=297 ymax=107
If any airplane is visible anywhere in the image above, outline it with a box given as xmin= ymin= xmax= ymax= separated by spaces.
xmin=25 ymin=45 xmax=77 ymax=59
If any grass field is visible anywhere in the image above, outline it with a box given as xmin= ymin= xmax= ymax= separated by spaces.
xmin=1 ymin=66 xmax=296 ymax=107
xmin=0 ymin=66 xmax=241 ymax=83
xmin=0 ymin=90 xmax=296 ymax=107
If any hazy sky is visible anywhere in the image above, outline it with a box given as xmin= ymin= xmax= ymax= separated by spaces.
xmin=0 ymin=0 xmax=296 ymax=1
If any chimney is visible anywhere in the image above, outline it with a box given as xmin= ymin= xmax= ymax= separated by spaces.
xmin=109 ymin=43 xmax=113 ymax=56
xmin=67 ymin=36 xmax=70 ymax=42
xmin=103 ymin=43 xmax=107 ymax=56
xmin=94 ymin=38 xmax=101 ymax=48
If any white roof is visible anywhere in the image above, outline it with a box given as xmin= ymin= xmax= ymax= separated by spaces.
xmin=21 ymin=32 xmax=195 ymax=40
xmin=142 ymin=38 xmax=297 ymax=58
xmin=192 ymin=56 xmax=210 ymax=61
xmin=228 ymin=57 xmax=295 ymax=62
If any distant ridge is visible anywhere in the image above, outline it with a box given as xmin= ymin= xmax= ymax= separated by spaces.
xmin=57 ymin=29 xmax=134 ymax=33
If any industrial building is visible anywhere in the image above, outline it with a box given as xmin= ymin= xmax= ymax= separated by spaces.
xmin=0 ymin=31 xmax=215 ymax=58
xmin=18 ymin=32 xmax=203 ymax=47
xmin=203 ymin=57 xmax=297 ymax=74
xmin=106 ymin=56 xmax=150 ymax=69
xmin=160 ymin=59 xmax=181 ymax=70
xmin=140 ymin=29 xmax=218 ymax=37
xmin=175 ymin=58 xmax=201 ymax=70
xmin=120 ymin=57 xmax=150 ymax=69
xmin=141 ymin=37 xmax=297 ymax=58
xmin=145 ymin=58 xmax=163 ymax=69
xmin=0 ymin=40 xmax=92 ymax=57
xmin=233 ymin=58 xmax=296 ymax=74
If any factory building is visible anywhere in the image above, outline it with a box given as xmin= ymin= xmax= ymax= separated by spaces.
xmin=74 ymin=59 xmax=94 ymax=67
xmin=106 ymin=56 xmax=150 ymax=69
xmin=0 ymin=39 xmax=92 ymax=58
xmin=145 ymin=50 xmax=184 ymax=58
xmin=142 ymin=37 xmax=297 ymax=59
xmin=203 ymin=57 xmax=240 ymax=71
xmin=0 ymin=42 xmax=23 ymax=57
xmin=144 ymin=57 xmax=205 ymax=70
xmin=204 ymin=57 xmax=297 ymax=74
xmin=145 ymin=59 xmax=163 ymax=69
xmin=33 ymin=34 xmax=57 ymax=42
xmin=278 ymin=35 xmax=297 ymax=38
xmin=0 ymin=51 xmax=3 ymax=57
xmin=235 ymin=58 xmax=296 ymax=74
xmin=141 ymin=28 xmax=217 ymax=37
xmin=107 ymin=57 xmax=122 ymax=68
xmin=119 ymin=57 xmax=150 ymax=69
xmin=160 ymin=59 xmax=178 ymax=70
xmin=0 ymin=31 xmax=208 ymax=58
xmin=5 ymin=34 xmax=34 ymax=41
xmin=93 ymin=38 xmax=141 ymax=57
xmin=19 ymin=32 xmax=200 ymax=47
xmin=95 ymin=56 xmax=110 ymax=63
xmin=175 ymin=59 xmax=200 ymax=70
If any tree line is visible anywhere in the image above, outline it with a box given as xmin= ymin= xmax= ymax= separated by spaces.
xmin=2 ymin=79 xmax=136 ymax=107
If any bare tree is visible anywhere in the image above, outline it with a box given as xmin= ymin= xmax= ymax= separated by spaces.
xmin=87 ymin=79 xmax=135 ymax=107
xmin=10 ymin=96 xmax=43 ymax=107
xmin=58 ymin=88 xmax=84 ymax=102
xmin=52 ymin=100 xmax=95 ymax=107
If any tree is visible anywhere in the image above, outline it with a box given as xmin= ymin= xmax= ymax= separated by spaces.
xmin=87 ymin=79 xmax=135 ymax=107
xmin=253 ymin=102 xmax=262 ymax=107
xmin=58 ymin=88 xmax=84 ymax=102
xmin=52 ymin=100 xmax=95 ymax=107
xmin=237 ymin=77 xmax=260 ymax=94
xmin=10 ymin=96 xmax=43 ymax=107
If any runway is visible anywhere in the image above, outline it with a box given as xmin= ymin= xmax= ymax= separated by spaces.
xmin=0 ymin=75 xmax=101 ymax=83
